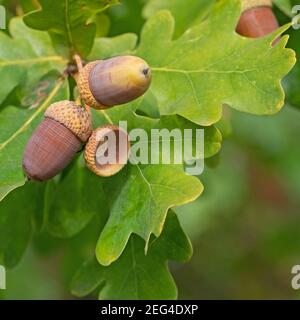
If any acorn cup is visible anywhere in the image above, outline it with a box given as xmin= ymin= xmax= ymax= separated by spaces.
xmin=78 ymin=55 xmax=152 ymax=109
xmin=23 ymin=100 xmax=92 ymax=181
xmin=84 ymin=125 xmax=130 ymax=177
xmin=236 ymin=0 xmax=279 ymax=38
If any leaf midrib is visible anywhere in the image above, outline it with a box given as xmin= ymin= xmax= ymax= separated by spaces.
xmin=152 ymin=66 xmax=259 ymax=74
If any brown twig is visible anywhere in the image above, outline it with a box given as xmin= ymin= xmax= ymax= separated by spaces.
xmin=73 ymin=54 xmax=91 ymax=113
xmin=73 ymin=54 xmax=83 ymax=72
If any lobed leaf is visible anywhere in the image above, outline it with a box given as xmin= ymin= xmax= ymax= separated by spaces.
xmin=96 ymin=164 xmax=202 ymax=266
xmin=71 ymin=211 xmax=192 ymax=300
xmin=137 ymin=0 xmax=296 ymax=126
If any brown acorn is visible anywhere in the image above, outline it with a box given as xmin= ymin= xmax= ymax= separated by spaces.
xmin=23 ymin=100 xmax=92 ymax=181
xmin=84 ymin=125 xmax=130 ymax=177
xmin=78 ymin=55 xmax=152 ymax=109
xmin=236 ymin=0 xmax=279 ymax=38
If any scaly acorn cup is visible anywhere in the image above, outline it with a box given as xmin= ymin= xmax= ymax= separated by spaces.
xmin=23 ymin=100 xmax=92 ymax=181
xmin=84 ymin=125 xmax=130 ymax=177
xmin=78 ymin=55 xmax=152 ymax=109
xmin=236 ymin=0 xmax=279 ymax=38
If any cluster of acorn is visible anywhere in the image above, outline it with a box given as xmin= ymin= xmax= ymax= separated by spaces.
xmin=23 ymin=55 xmax=152 ymax=181
xmin=23 ymin=0 xmax=279 ymax=182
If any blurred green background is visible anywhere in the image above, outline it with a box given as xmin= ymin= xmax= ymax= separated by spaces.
xmin=0 ymin=0 xmax=300 ymax=299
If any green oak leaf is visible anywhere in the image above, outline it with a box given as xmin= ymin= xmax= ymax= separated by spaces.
xmin=46 ymin=156 xmax=107 ymax=238
xmin=96 ymin=164 xmax=202 ymax=266
xmin=0 ymin=18 xmax=66 ymax=105
xmin=23 ymin=0 xmax=120 ymax=58
xmin=143 ymin=0 xmax=215 ymax=38
xmin=0 ymin=182 xmax=45 ymax=268
xmin=0 ymin=78 xmax=69 ymax=202
xmin=71 ymin=211 xmax=192 ymax=300
xmin=136 ymin=0 xmax=296 ymax=126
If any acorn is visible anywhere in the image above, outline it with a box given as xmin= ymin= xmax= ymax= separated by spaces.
xmin=23 ymin=100 xmax=92 ymax=181
xmin=236 ymin=0 xmax=279 ymax=38
xmin=84 ymin=125 xmax=130 ymax=177
xmin=78 ymin=55 xmax=152 ymax=109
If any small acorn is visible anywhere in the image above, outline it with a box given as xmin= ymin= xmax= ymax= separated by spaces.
xmin=84 ymin=125 xmax=130 ymax=177
xmin=78 ymin=55 xmax=152 ymax=109
xmin=23 ymin=100 xmax=92 ymax=181
xmin=236 ymin=0 xmax=279 ymax=38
